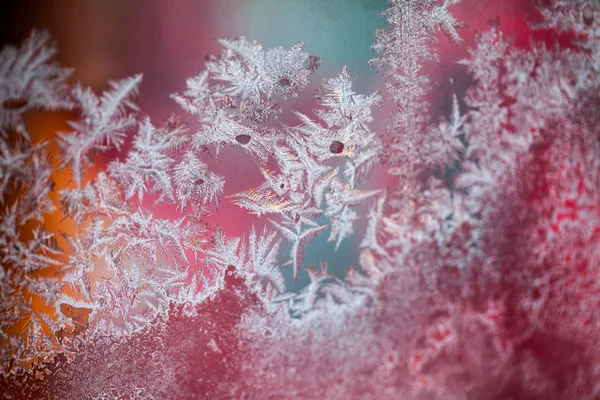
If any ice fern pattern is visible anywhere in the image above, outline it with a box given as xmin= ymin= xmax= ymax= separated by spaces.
xmin=1 ymin=0 xmax=600 ymax=399
xmin=0 ymin=31 xmax=73 ymax=130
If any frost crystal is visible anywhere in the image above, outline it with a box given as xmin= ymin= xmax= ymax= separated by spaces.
xmin=57 ymin=74 xmax=142 ymax=187
xmin=0 ymin=30 xmax=73 ymax=130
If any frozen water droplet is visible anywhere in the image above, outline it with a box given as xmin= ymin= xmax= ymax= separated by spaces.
xmin=330 ymin=141 xmax=344 ymax=154
xmin=235 ymin=134 xmax=251 ymax=145
xmin=279 ymin=77 xmax=291 ymax=87
xmin=2 ymin=98 xmax=28 ymax=110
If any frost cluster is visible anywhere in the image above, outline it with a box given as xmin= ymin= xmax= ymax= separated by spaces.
xmin=1 ymin=0 xmax=600 ymax=399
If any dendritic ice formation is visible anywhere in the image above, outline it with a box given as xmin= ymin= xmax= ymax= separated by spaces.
xmin=1 ymin=0 xmax=600 ymax=399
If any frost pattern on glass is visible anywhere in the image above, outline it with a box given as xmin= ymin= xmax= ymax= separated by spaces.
xmin=1 ymin=0 xmax=600 ymax=398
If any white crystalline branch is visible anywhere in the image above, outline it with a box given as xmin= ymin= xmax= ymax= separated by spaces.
xmin=420 ymin=93 xmax=467 ymax=168
xmin=174 ymin=151 xmax=225 ymax=212
xmin=203 ymin=228 xmax=246 ymax=275
xmin=371 ymin=0 xmax=463 ymax=72
xmin=324 ymin=176 xmax=381 ymax=250
xmin=244 ymin=226 xmax=284 ymax=300
xmin=56 ymin=74 xmax=142 ymax=187
xmin=271 ymin=215 xmax=327 ymax=283
xmin=0 ymin=30 xmax=73 ymax=131
xmin=293 ymin=67 xmax=382 ymax=185
xmin=370 ymin=0 xmax=463 ymax=167
xmin=108 ymin=117 xmax=187 ymax=204
xmin=171 ymin=38 xmax=319 ymax=160
xmin=208 ymin=37 xmax=317 ymax=100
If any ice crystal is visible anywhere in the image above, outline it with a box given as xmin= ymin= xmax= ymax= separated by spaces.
xmin=173 ymin=151 xmax=224 ymax=212
xmin=243 ymin=226 xmax=284 ymax=301
xmin=0 ymin=30 xmax=73 ymax=131
xmin=294 ymin=67 xmax=382 ymax=185
xmin=107 ymin=117 xmax=186 ymax=204
xmin=56 ymin=75 xmax=142 ymax=187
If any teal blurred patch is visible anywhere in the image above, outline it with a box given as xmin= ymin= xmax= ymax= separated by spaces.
xmin=231 ymin=0 xmax=387 ymax=82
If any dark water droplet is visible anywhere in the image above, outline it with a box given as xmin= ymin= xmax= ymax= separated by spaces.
xmin=195 ymin=178 xmax=205 ymax=185
xmin=583 ymin=8 xmax=595 ymax=26
xmin=280 ymin=183 xmax=285 ymax=189
xmin=3 ymin=98 xmax=28 ymax=110
xmin=235 ymin=134 xmax=251 ymax=145
xmin=279 ymin=77 xmax=291 ymax=87
xmin=294 ymin=213 xmax=300 ymax=223
xmin=329 ymin=140 xmax=345 ymax=154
